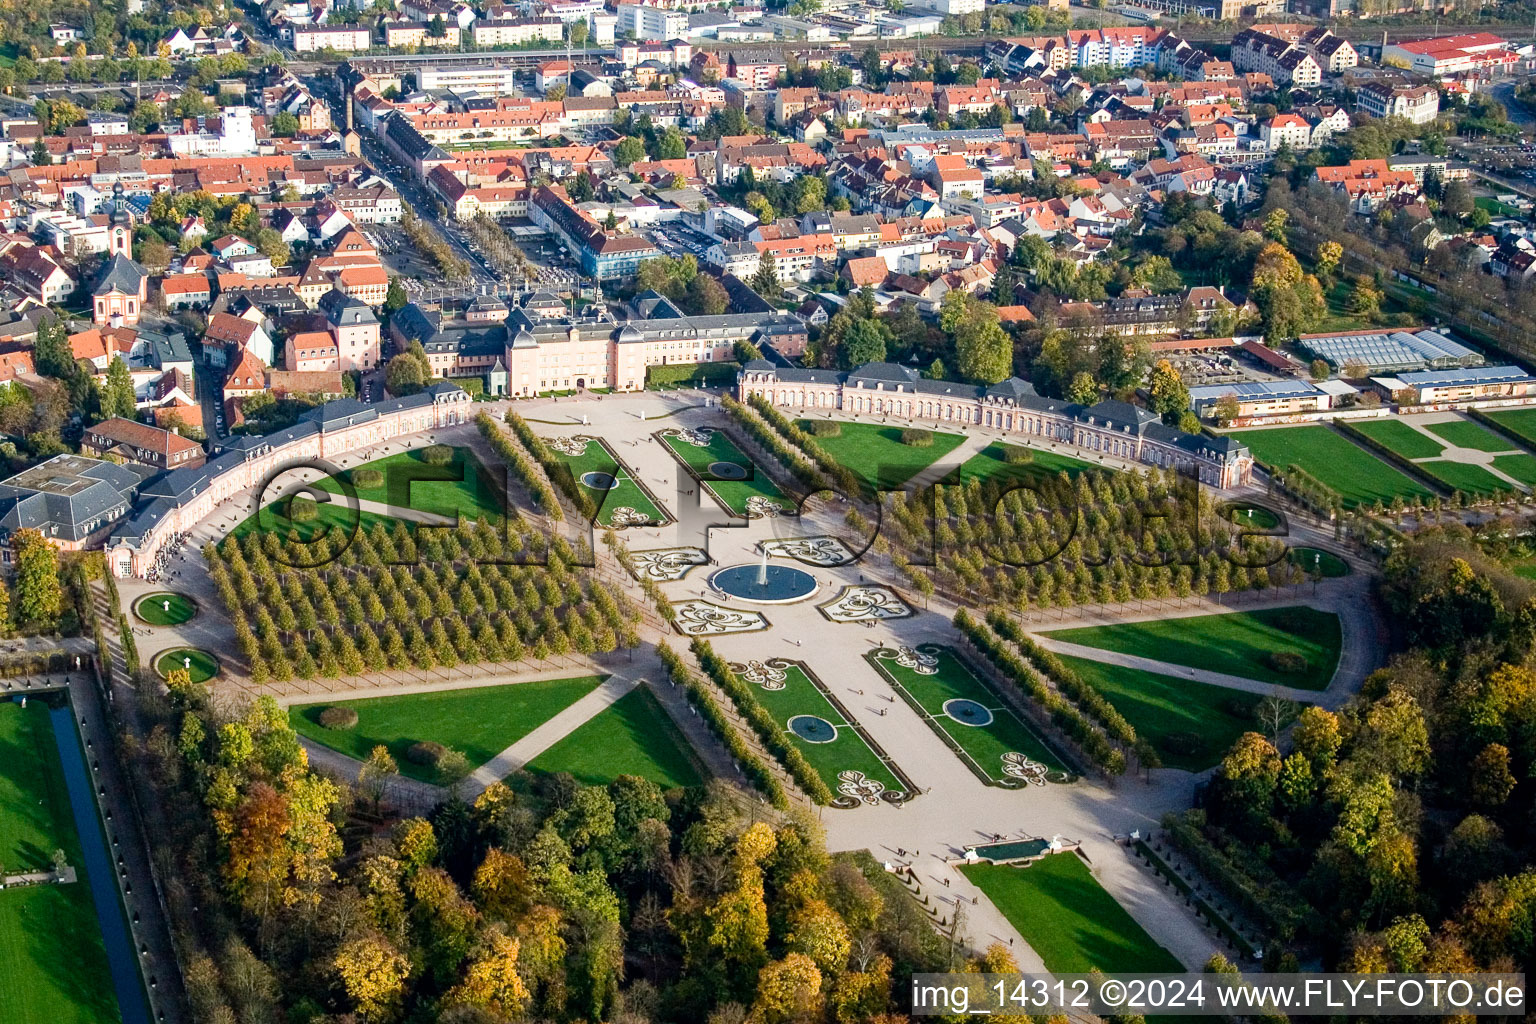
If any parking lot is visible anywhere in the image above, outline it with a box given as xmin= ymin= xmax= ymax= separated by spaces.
xmin=650 ymin=222 xmax=717 ymax=261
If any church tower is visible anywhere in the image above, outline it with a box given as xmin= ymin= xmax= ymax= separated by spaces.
xmin=108 ymin=181 xmax=133 ymax=258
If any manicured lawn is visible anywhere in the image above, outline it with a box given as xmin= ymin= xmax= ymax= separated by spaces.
xmin=155 ymin=648 xmax=219 ymax=684
xmin=1492 ymin=454 xmax=1536 ymax=486
xmin=1417 ymin=459 xmax=1514 ymax=495
xmin=865 ymin=645 xmax=1067 ymax=784
xmin=230 ymin=502 xmax=403 ymax=543
xmin=1230 ymin=505 xmax=1280 ymax=530
xmin=133 ymin=592 xmax=197 ymax=626
xmin=522 ymin=686 xmax=705 ymax=789
xmin=800 ymin=421 xmax=966 ymax=491
xmin=314 ymin=446 xmax=506 ymax=522
xmin=1481 ymin=408 xmax=1536 ymax=449
xmin=1227 ymin=426 xmax=1434 ymax=507
xmin=958 ymin=442 xmax=1095 ymax=486
xmin=659 ymin=427 xmax=791 ymax=517
xmin=741 ymin=661 xmax=906 ymax=800
xmin=1423 ymin=418 xmax=1518 ymax=453
xmin=1056 ymin=655 xmax=1270 ymax=772
xmin=962 ymin=853 xmax=1183 ymax=973
xmin=1042 ymin=607 xmax=1341 ymax=691
xmin=0 ymin=701 xmax=123 ymax=1024
xmin=291 ymin=676 xmax=607 ymax=781
xmin=544 ymin=435 xmax=669 ymax=527
xmin=1349 ymin=419 xmax=1445 ymax=460
xmin=1289 ymin=547 xmax=1350 ymax=578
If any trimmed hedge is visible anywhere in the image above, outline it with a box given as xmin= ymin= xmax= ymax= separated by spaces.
xmin=690 ymin=637 xmax=836 ymax=804
xmin=407 ymin=740 xmax=448 ymax=766
xmin=1334 ymin=421 xmax=1451 ymax=498
xmin=657 ymin=642 xmax=787 ymax=809
xmin=646 ymin=360 xmax=742 ymax=389
xmin=421 ymin=444 xmax=455 ymax=466
xmin=288 ymin=496 xmax=319 ymax=522
xmin=1000 ymin=444 xmax=1034 ymax=465
xmin=352 ymin=467 xmax=385 ymax=489
xmin=900 ymin=428 xmax=933 ymax=447
xmin=806 ymin=419 xmax=842 ymax=437
xmin=953 ymin=608 xmax=1123 ymax=776
xmin=319 ymin=706 xmax=360 ymax=729
xmin=1161 ymin=810 xmax=1314 ymax=942
xmin=476 ymin=412 xmax=563 ymax=520
xmin=984 ymin=609 xmax=1158 ymax=768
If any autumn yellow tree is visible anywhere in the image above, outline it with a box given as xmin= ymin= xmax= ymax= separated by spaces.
xmin=785 ymin=899 xmax=851 ymax=974
xmin=473 ymin=847 xmax=531 ymax=923
xmin=334 ymin=935 xmax=411 ymax=1022
xmin=749 ymin=953 xmax=823 ymax=1024
xmin=445 ymin=927 xmax=530 ymax=1018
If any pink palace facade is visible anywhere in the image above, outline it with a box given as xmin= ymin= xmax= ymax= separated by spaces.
xmin=737 ymin=360 xmax=1254 ymax=489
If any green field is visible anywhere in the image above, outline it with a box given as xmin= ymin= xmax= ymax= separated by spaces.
xmin=865 ymin=645 xmax=1067 ymax=785
xmin=957 ymin=442 xmax=1095 ymax=485
xmin=1227 ymin=426 xmax=1434 ymax=507
xmin=522 ymin=686 xmax=705 ymax=789
xmin=963 ymin=853 xmax=1183 ymax=973
xmin=291 ymin=676 xmax=606 ymax=781
xmin=1349 ymin=419 xmax=1445 ymax=460
xmin=0 ymin=701 xmax=123 ymax=1024
xmin=1230 ymin=505 xmax=1281 ymax=530
xmin=545 ymin=435 xmax=669 ymax=527
xmin=1423 ymin=418 xmax=1518 ymax=453
xmin=1057 ymin=655 xmax=1271 ymax=772
xmin=133 ymin=592 xmax=197 ymax=626
xmin=800 ymin=421 xmax=966 ymax=491
xmin=231 ymin=502 xmax=402 ymax=543
xmin=659 ymin=428 xmax=791 ymax=517
xmin=1042 ymin=607 xmax=1341 ymax=691
xmin=1289 ymin=547 xmax=1350 ymax=578
xmin=1492 ymin=454 xmax=1536 ymax=486
xmin=1480 ymin=408 xmax=1536 ymax=449
xmin=156 ymin=648 xmax=219 ymax=684
xmin=739 ymin=661 xmax=906 ymax=800
xmin=1417 ymin=459 xmax=1514 ymax=495
xmin=314 ymin=446 xmax=506 ymax=522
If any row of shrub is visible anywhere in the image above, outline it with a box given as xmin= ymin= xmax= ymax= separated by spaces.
xmin=601 ymin=533 xmax=674 ymax=622
xmin=656 ymin=642 xmax=787 ymax=809
xmin=984 ymin=609 xmax=1157 ymax=768
xmin=721 ymin=396 xmax=827 ymax=494
xmin=477 ymin=412 xmax=563 ymax=520
xmin=953 ymin=608 xmax=1123 ymax=776
xmin=504 ymin=410 xmax=600 ymax=520
xmin=1160 ymin=809 xmax=1314 ymax=942
xmin=689 ymin=638 xmax=836 ymax=805
xmin=744 ymin=393 xmax=862 ymax=496
xmin=1334 ymin=422 xmax=1452 ymax=499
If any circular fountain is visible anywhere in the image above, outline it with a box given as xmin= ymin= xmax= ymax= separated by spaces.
xmin=710 ymin=549 xmax=819 ymax=604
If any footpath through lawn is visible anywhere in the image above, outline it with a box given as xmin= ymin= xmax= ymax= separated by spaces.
xmin=290 ymin=676 xmax=607 ymax=781
xmin=1041 ymin=607 xmax=1341 ymax=690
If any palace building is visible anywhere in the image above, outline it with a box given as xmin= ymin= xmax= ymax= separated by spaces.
xmin=737 ymin=361 xmax=1253 ymax=488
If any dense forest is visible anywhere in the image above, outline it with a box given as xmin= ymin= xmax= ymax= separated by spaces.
xmin=1197 ymin=525 xmax=1536 ymax=972
xmin=132 ymin=667 xmax=989 ymax=1023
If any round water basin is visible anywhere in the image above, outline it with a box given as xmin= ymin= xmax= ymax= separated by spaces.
xmin=581 ymin=471 xmax=619 ymax=490
xmin=944 ymin=698 xmax=994 ymax=727
xmin=708 ymin=461 xmax=749 ymax=480
xmin=788 ymin=715 xmax=837 ymax=743
xmin=711 ymin=563 xmax=819 ymax=604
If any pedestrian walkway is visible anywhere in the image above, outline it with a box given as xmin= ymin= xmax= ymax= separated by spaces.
xmin=1029 ymin=636 xmax=1327 ymax=702
xmin=465 ymin=673 xmax=640 ymax=794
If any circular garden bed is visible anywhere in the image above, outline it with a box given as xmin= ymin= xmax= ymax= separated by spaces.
xmin=155 ymin=647 xmax=220 ymax=684
xmin=133 ymin=592 xmax=198 ymax=626
xmin=1288 ymin=547 xmax=1350 ymax=578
